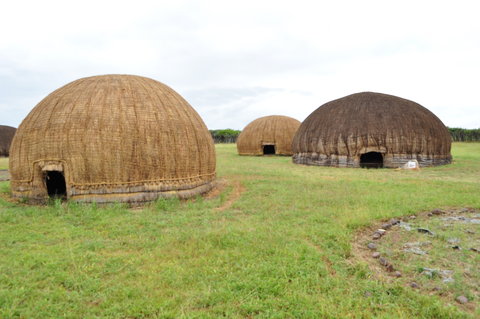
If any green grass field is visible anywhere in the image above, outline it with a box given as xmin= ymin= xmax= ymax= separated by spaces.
xmin=0 ymin=157 xmax=8 ymax=170
xmin=0 ymin=143 xmax=479 ymax=318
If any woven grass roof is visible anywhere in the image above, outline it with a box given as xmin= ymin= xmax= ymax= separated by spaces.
xmin=10 ymin=74 xmax=216 ymax=203
xmin=236 ymin=115 xmax=301 ymax=155
xmin=0 ymin=125 xmax=16 ymax=157
xmin=292 ymin=92 xmax=452 ymax=167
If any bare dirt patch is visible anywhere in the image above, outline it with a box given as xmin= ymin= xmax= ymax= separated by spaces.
xmin=203 ymin=178 xmax=228 ymax=200
xmin=352 ymin=207 xmax=480 ymax=313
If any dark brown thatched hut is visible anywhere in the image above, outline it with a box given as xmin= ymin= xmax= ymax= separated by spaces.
xmin=236 ymin=115 xmax=301 ymax=155
xmin=0 ymin=125 xmax=16 ymax=157
xmin=292 ymin=92 xmax=452 ymax=168
xmin=9 ymin=74 xmax=216 ymax=203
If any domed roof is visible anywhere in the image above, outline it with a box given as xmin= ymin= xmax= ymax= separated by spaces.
xmin=0 ymin=125 xmax=16 ymax=156
xmin=292 ymin=92 xmax=451 ymax=167
xmin=10 ymin=74 xmax=215 ymax=202
xmin=237 ymin=115 xmax=301 ymax=155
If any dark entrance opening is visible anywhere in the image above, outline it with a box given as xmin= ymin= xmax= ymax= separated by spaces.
xmin=263 ymin=145 xmax=276 ymax=155
xmin=45 ymin=171 xmax=67 ymax=198
xmin=360 ymin=152 xmax=383 ymax=168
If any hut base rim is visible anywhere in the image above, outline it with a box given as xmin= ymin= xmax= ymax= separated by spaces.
xmin=11 ymin=180 xmax=216 ymax=204
xmin=292 ymin=153 xmax=452 ymax=168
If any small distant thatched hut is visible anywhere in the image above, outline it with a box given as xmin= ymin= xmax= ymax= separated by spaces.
xmin=236 ymin=115 xmax=301 ymax=155
xmin=292 ymin=92 xmax=452 ymax=168
xmin=9 ymin=74 xmax=216 ymax=203
xmin=0 ymin=125 xmax=16 ymax=157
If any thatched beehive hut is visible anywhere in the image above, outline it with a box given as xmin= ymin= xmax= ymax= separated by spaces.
xmin=9 ymin=74 xmax=216 ymax=203
xmin=0 ymin=125 xmax=16 ymax=157
xmin=236 ymin=115 xmax=301 ymax=155
xmin=292 ymin=92 xmax=452 ymax=168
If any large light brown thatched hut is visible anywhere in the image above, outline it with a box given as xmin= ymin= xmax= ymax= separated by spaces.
xmin=237 ymin=115 xmax=301 ymax=155
xmin=292 ymin=92 xmax=452 ymax=168
xmin=10 ymin=74 xmax=216 ymax=203
xmin=0 ymin=125 xmax=16 ymax=157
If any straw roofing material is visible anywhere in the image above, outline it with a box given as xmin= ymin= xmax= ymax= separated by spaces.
xmin=0 ymin=125 xmax=16 ymax=157
xmin=236 ymin=115 xmax=301 ymax=155
xmin=10 ymin=74 xmax=216 ymax=203
xmin=292 ymin=92 xmax=452 ymax=168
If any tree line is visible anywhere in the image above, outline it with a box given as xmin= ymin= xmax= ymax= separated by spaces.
xmin=210 ymin=129 xmax=241 ymax=143
xmin=210 ymin=127 xmax=480 ymax=143
xmin=448 ymin=127 xmax=480 ymax=142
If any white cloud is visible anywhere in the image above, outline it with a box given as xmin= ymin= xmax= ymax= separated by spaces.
xmin=1 ymin=0 xmax=479 ymax=129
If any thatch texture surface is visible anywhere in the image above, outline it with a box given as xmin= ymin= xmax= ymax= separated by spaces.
xmin=292 ymin=92 xmax=452 ymax=168
xmin=0 ymin=125 xmax=16 ymax=157
xmin=10 ymin=74 xmax=216 ymax=202
xmin=236 ymin=115 xmax=301 ymax=155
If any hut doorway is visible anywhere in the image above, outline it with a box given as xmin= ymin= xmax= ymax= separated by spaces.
xmin=360 ymin=152 xmax=383 ymax=168
xmin=45 ymin=171 xmax=67 ymax=198
xmin=263 ymin=144 xmax=276 ymax=155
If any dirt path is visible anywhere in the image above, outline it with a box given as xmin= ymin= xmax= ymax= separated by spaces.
xmin=214 ymin=179 xmax=245 ymax=212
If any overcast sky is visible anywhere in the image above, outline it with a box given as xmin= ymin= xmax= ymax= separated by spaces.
xmin=1 ymin=0 xmax=479 ymax=130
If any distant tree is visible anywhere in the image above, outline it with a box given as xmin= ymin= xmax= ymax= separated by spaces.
xmin=210 ymin=129 xmax=241 ymax=143
xmin=448 ymin=127 xmax=480 ymax=142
